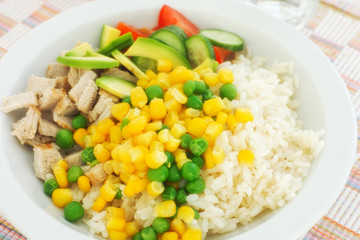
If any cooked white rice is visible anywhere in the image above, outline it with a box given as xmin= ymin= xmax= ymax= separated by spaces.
xmin=80 ymin=51 xmax=324 ymax=239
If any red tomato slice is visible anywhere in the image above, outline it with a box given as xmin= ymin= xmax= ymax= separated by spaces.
xmin=116 ymin=22 xmax=149 ymax=40
xmin=213 ymin=46 xmax=233 ymax=64
xmin=158 ymin=5 xmax=199 ymax=37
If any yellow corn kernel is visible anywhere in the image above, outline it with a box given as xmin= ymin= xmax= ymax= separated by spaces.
xmin=83 ymin=135 xmax=96 ymax=148
xmin=123 ymin=184 xmax=135 ymax=197
xmin=106 ymin=174 xmax=121 ymax=184
xmin=124 ymin=175 xmax=144 ymax=197
xmin=196 ymin=67 xmax=213 ymax=78
xmin=134 ymin=162 xmax=148 ymax=172
xmin=150 ymin=98 xmax=167 ymax=120
xmin=125 ymin=222 xmax=139 ymax=237
xmin=111 ymin=103 xmax=131 ymax=121
xmin=146 ymin=181 xmax=165 ymax=197
xmin=92 ymin=195 xmax=107 ymax=212
xmin=222 ymin=98 xmax=233 ymax=113
xmin=169 ymin=88 xmax=187 ymax=104
xmin=146 ymin=69 xmax=157 ymax=79
xmin=94 ymin=144 xmax=111 ymax=163
xmin=133 ymin=131 xmax=157 ymax=147
xmin=149 ymin=141 xmax=164 ymax=153
xmin=157 ymin=58 xmax=173 ymax=72
xmin=127 ymin=115 xmax=148 ymax=135
xmin=238 ymin=149 xmax=254 ymax=166
xmin=103 ymin=160 xmax=114 ymax=174
xmin=110 ymin=126 xmax=123 ymax=144
xmin=177 ymin=206 xmax=195 ymax=224
xmin=184 ymin=108 xmax=201 ymax=118
xmin=158 ymin=128 xmax=170 ymax=143
xmin=100 ymin=182 xmax=117 ymax=202
xmin=218 ymin=68 xmax=234 ymax=83
xmin=155 ymin=200 xmax=176 ymax=218
xmin=204 ymin=147 xmax=215 ymax=169
xmin=129 ymin=145 xmax=148 ymax=163
xmin=176 ymin=158 xmax=191 ymax=170
xmin=77 ymin=175 xmax=91 ymax=193
xmin=107 ymin=207 xmax=125 ymax=219
xmin=123 ymin=162 xmax=136 ymax=174
xmin=73 ymin=128 xmax=88 ymax=148
xmin=170 ymin=218 xmax=186 ymax=237
xmin=174 ymin=149 xmax=187 ymax=163
xmin=146 ymin=78 xmax=157 ymax=88
xmin=121 ymin=125 xmax=132 ymax=139
xmin=156 ymin=77 xmax=170 ymax=92
xmin=170 ymin=67 xmax=194 ymax=84
xmin=130 ymin=86 xmax=148 ymax=108
xmin=203 ymin=97 xmax=225 ymax=117
xmin=187 ymin=118 xmax=208 ymax=137
xmin=107 ymin=217 xmax=126 ymax=231
xmin=170 ymin=123 xmax=186 ymax=139
xmin=134 ymin=170 xmax=147 ymax=179
xmin=164 ymin=98 xmax=182 ymax=113
xmin=202 ymin=116 xmax=215 ymax=125
xmin=226 ymin=114 xmax=238 ymax=131
xmin=92 ymin=130 xmax=106 ymax=143
xmin=125 ymin=107 xmax=141 ymax=121
xmin=108 ymin=230 xmax=127 ymax=240
xmin=213 ymin=146 xmax=225 ymax=164
xmin=171 ymin=83 xmax=184 ymax=91
xmin=216 ymin=111 xmax=228 ymax=125
xmin=52 ymin=188 xmax=72 ymax=208
xmin=164 ymin=111 xmax=179 ymax=129
xmin=137 ymin=79 xmax=148 ymax=89
xmin=134 ymin=177 xmax=147 ymax=193
xmin=54 ymin=165 xmax=68 ymax=188
xmin=111 ymin=144 xmax=130 ymax=163
xmin=97 ymin=118 xmax=115 ymax=135
xmin=204 ymin=122 xmax=223 ymax=139
xmin=140 ymin=110 xmax=151 ymax=123
xmin=203 ymin=72 xmax=219 ymax=86
xmin=162 ymin=232 xmax=179 ymax=240
xmin=164 ymin=135 xmax=181 ymax=152
xmin=144 ymin=121 xmax=163 ymax=132
xmin=55 ymin=160 xmax=68 ymax=170
xmin=145 ymin=151 xmax=167 ymax=169
xmin=235 ymin=108 xmax=254 ymax=123
xmin=87 ymin=124 xmax=97 ymax=134
xmin=119 ymin=171 xmax=131 ymax=184
xmin=182 ymin=228 xmax=202 ymax=240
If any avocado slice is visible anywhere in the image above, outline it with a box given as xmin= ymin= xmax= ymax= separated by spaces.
xmin=194 ymin=57 xmax=218 ymax=73
xmin=125 ymin=37 xmax=191 ymax=69
xmin=57 ymin=56 xmax=119 ymax=69
xmin=132 ymin=56 xmax=158 ymax=73
xmin=65 ymin=42 xmax=94 ymax=57
xmin=98 ymin=32 xmax=134 ymax=56
xmin=100 ymin=24 xmax=121 ymax=48
xmin=111 ymin=49 xmax=149 ymax=80
xmin=96 ymin=76 xmax=136 ymax=98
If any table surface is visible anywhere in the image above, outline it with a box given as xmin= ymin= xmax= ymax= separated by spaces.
xmin=0 ymin=0 xmax=359 ymax=239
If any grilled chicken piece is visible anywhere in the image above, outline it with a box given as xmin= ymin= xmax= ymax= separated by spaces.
xmin=85 ymin=163 xmax=107 ymax=185
xmin=64 ymin=151 xmax=83 ymax=168
xmin=53 ymin=110 xmax=74 ymax=131
xmin=54 ymin=95 xmax=79 ymax=116
xmin=38 ymin=118 xmax=61 ymax=137
xmin=46 ymin=63 xmax=70 ymax=78
xmin=1 ymin=91 xmax=38 ymax=113
xmin=33 ymin=143 xmax=63 ymax=180
xmin=26 ymin=75 xmax=57 ymax=96
xmin=11 ymin=106 xmax=41 ymax=144
xmin=38 ymin=88 xmax=66 ymax=111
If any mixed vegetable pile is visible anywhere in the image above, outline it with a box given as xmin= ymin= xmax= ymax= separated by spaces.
xmin=43 ymin=5 xmax=255 ymax=240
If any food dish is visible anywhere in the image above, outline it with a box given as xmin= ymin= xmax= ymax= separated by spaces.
xmin=0 ymin=0 xmax=357 ymax=239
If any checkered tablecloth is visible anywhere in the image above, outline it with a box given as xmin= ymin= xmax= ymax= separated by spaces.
xmin=0 ymin=0 xmax=359 ymax=239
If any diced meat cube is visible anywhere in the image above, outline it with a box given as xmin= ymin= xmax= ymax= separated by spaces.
xmin=11 ymin=106 xmax=41 ymax=144
xmin=53 ymin=110 xmax=74 ymax=131
xmin=38 ymin=88 xmax=66 ymax=111
xmin=24 ymin=134 xmax=54 ymax=146
xmin=38 ymin=118 xmax=61 ymax=137
xmin=101 ymin=68 xmax=137 ymax=83
xmin=1 ymin=91 xmax=38 ymax=113
xmin=26 ymin=75 xmax=57 ymax=96
xmin=33 ymin=143 xmax=63 ymax=180
xmin=64 ymin=151 xmax=83 ymax=168
xmin=98 ymin=89 xmax=120 ymax=103
xmin=85 ymin=163 xmax=107 ymax=185
xmin=54 ymin=95 xmax=79 ymax=116
xmin=46 ymin=63 xmax=70 ymax=78
xmin=54 ymin=76 xmax=71 ymax=91
xmin=68 ymin=67 xmax=88 ymax=88
xmin=89 ymin=95 xmax=114 ymax=122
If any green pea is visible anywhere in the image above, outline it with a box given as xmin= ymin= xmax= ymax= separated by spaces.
xmin=194 ymin=80 xmax=207 ymax=94
xmin=176 ymin=188 xmax=187 ymax=204
xmin=185 ymin=177 xmax=206 ymax=194
xmin=145 ymin=85 xmax=164 ymax=101
xmin=180 ymin=162 xmax=200 ymax=181
xmin=180 ymin=134 xmax=192 ymax=149
xmin=189 ymin=137 xmax=209 ymax=156
xmin=140 ymin=226 xmax=156 ymax=240
xmin=43 ymin=179 xmax=58 ymax=197
xmin=202 ymin=89 xmax=214 ymax=101
xmin=55 ymin=129 xmax=74 ymax=149
xmin=192 ymin=156 xmax=205 ymax=168
xmin=147 ymin=165 xmax=169 ymax=182
xmin=183 ymin=80 xmax=196 ymax=96
xmin=67 ymin=166 xmax=83 ymax=183
xmin=167 ymin=165 xmax=181 ymax=182
xmin=156 ymin=124 xmax=170 ymax=133
xmin=163 ymin=151 xmax=175 ymax=167
xmin=186 ymin=95 xmax=203 ymax=110
xmin=120 ymin=118 xmax=130 ymax=130
xmin=64 ymin=201 xmax=84 ymax=222
xmin=162 ymin=186 xmax=177 ymax=201
xmin=193 ymin=208 xmax=200 ymax=219
xmin=122 ymin=96 xmax=132 ymax=106
xmin=72 ymin=115 xmax=87 ymax=130
xmin=152 ymin=217 xmax=170 ymax=234
xmin=132 ymin=232 xmax=143 ymax=240
xmin=81 ymin=147 xmax=96 ymax=163
xmin=115 ymin=189 xmax=122 ymax=200
xmin=219 ymin=83 xmax=237 ymax=100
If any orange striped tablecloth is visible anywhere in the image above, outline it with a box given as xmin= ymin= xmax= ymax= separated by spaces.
xmin=0 ymin=0 xmax=360 ymax=239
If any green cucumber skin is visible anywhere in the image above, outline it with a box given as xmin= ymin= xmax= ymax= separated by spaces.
xmin=96 ymin=76 xmax=135 ymax=98
xmin=163 ymin=25 xmax=188 ymax=41
xmin=185 ymin=34 xmax=215 ymax=68
xmin=199 ymin=29 xmax=244 ymax=51
xmin=149 ymin=28 xmax=187 ymax=57
xmin=56 ymin=56 xmax=119 ymax=69
xmin=132 ymin=56 xmax=158 ymax=73
xmin=98 ymin=32 xmax=134 ymax=56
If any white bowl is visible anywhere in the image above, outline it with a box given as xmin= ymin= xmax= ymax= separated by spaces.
xmin=0 ymin=0 xmax=357 ymax=239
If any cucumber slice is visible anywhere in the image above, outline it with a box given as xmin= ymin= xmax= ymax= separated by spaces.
xmin=132 ymin=56 xmax=158 ymax=73
xmin=96 ymin=76 xmax=135 ymax=98
xmin=65 ymin=42 xmax=93 ymax=57
xmin=57 ymin=56 xmax=119 ymax=69
xmin=163 ymin=25 xmax=188 ymax=41
xmin=125 ymin=37 xmax=191 ymax=69
xmin=149 ymin=28 xmax=187 ymax=57
xmin=111 ymin=49 xmax=149 ymax=80
xmin=185 ymin=34 xmax=215 ymax=68
xmin=100 ymin=24 xmax=121 ymax=48
xmin=200 ymin=29 xmax=244 ymax=51
xmin=97 ymin=32 xmax=134 ymax=56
